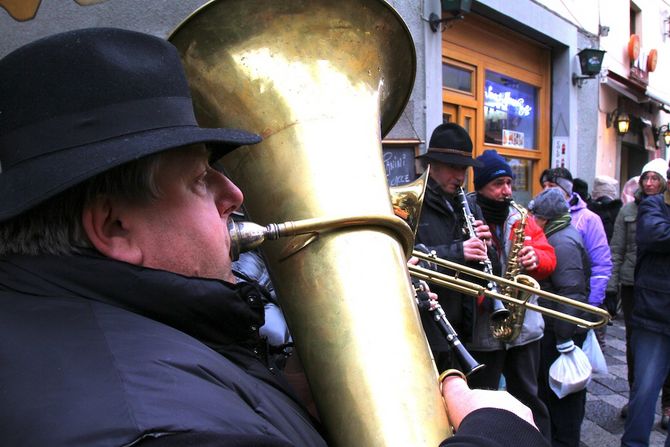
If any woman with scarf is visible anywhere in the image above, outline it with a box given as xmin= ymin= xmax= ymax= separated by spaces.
xmin=529 ymin=187 xmax=591 ymax=447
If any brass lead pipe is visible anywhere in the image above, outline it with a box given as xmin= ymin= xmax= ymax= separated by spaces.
xmin=408 ymin=250 xmax=610 ymax=330
xmin=229 ymin=215 xmax=415 ymax=261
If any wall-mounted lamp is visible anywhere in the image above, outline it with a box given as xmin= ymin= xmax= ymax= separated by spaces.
xmin=429 ymin=0 xmax=471 ymax=32
xmin=657 ymin=124 xmax=670 ymax=147
xmin=572 ymin=48 xmax=607 ymax=88
xmin=606 ymin=109 xmax=630 ymax=135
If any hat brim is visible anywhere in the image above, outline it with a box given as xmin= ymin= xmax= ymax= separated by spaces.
xmin=416 ymin=151 xmax=483 ymax=168
xmin=0 ymin=125 xmax=261 ymax=221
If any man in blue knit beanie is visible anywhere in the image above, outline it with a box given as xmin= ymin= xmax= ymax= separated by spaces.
xmin=467 ymin=149 xmax=557 ymax=440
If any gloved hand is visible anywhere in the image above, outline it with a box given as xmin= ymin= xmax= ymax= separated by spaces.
xmin=604 ymin=291 xmax=619 ymax=319
xmin=556 ymin=340 xmax=575 ymax=353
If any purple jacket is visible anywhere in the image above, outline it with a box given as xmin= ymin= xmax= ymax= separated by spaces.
xmin=569 ymin=193 xmax=613 ymax=306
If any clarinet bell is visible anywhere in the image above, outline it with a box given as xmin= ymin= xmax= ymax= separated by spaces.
xmin=489 ymin=298 xmax=511 ymax=322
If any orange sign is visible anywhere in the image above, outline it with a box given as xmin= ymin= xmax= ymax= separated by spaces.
xmin=647 ymin=48 xmax=658 ymax=72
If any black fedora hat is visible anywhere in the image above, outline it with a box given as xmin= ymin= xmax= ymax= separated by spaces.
xmin=416 ymin=123 xmax=482 ymax=168
xmin=0 ymin=27 xmax=262 ymax=222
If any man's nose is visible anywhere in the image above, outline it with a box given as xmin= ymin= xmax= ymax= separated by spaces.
xmin=215 ymin=175 xmax=244 ymax=216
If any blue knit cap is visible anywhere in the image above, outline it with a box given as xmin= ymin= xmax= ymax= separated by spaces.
xmin=473 ymin=150 xmax=515 ymax=190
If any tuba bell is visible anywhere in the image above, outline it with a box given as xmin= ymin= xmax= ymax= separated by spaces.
xmin=170 ymin=1 xmax=451 ymax=446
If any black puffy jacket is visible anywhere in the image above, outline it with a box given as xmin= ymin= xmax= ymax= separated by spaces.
xmin=0 ymin=252 xmax=325 ymax=447
xmin=415 ymin=178 xmax=499 ymax=348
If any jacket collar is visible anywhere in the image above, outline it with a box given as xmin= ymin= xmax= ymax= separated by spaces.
xmin=0 ymin=251 xmax=266 ymax=349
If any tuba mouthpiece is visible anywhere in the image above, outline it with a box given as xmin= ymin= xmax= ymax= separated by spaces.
xmin=228 ymin=219 xmax=277 ymax=261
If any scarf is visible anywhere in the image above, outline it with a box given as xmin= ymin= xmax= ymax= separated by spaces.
xmin=476 ymin=193 xmax=510 ymax=225
xmin=543 ymin=213 xmax=571 ymax=238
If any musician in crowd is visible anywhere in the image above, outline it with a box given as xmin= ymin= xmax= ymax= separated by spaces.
xmin=0 ymin=28 xmax=549 ymax=447
xmin=528 ymin=188 xmax=591 ymax=447
xmin=621 ymin=162 xmax=670 ymax=447
xmin=414 ymin=123 xmax=500 ymax=372
xmin=465 ymin=149 xmax=556 ymax=439
xmin=540 ymin=167 xmax=611 ymax=310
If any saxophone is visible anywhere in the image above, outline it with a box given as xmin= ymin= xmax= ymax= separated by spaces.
xmin=491 ymin=200 xmax=536 ymax=342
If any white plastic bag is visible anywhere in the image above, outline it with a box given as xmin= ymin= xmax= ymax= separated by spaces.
xmin=582 ymin=329 xmax=608 ymax=374
xmin=549 ymin=344 xmax=592 ymax=399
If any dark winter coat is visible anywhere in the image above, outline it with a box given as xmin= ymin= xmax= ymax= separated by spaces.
xmin=415 ymin=177 xmax=499 ymax=349
xmin=0 ymin=252 xmax=325 ymax=447
xmin=588 ymin=197 xmax=623 ymax=242
xmin=607 ymin=200 xmax=638 ymax=291
xmin=632 ymin=191 xmax=670 ymax=336
xmin=539 ymin=224 xmax=591 ymax=343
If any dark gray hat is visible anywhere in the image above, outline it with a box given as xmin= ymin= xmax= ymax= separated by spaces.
xmin=528 ymin=188 xmax=569 ymax=220
xmin=416 ymin=123 xmax=483 ymax=167
xmin=0 ymin=27 xmax=262 ymax=222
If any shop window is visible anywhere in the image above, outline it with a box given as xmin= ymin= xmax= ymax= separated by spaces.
xmin=505 ymin=156 xmax=534 ymax=206
xmin=442 ymin=62 xmax=473 ymax=94
xmin=484 ymin=71 xmax=538 ymax=150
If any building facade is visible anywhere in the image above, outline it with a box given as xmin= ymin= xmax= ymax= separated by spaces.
xmin=2 ymin=0 xmax=669 ymax=201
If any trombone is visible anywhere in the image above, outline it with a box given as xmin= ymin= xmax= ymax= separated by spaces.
xmin=407 ymin=250 xmax=610 ymax=330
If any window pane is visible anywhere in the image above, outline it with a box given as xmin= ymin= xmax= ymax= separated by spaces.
xmin=505 ymin=157 xmax=534 ymax=206
xmin=443 ymin=63 xmax=472 ymax=92
xmin=484 ymin=71 xmax=538 ymax=150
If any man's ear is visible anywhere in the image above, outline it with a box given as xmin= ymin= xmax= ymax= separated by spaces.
xmin=81 ymin=197 xmax=143 ymax=264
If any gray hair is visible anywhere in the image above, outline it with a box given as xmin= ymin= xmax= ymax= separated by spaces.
xmin=0 ymin=153 xmax=164 ymax=257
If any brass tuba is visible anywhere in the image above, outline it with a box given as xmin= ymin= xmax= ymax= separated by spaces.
xmin=170 ymin=1 xmax=451 ymax=446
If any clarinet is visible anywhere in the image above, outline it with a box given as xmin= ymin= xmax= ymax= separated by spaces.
xmin=413 ymin=278 xmax=484 ymax=377
xmin=456 ymin=187 xmax=510 ymax=322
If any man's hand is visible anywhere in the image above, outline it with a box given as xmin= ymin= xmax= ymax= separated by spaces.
xmin=472 ymin=220 xmax=492 ymax=244
xmin=441 ymin=375 xmax=538 ymax=431
xmin=463 ymin=237 xmax=488 ymax=262
xmin=518 ymin=244 xmax=539 ymax=272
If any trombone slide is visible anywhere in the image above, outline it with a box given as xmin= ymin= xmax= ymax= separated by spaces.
xmin=408 ymin=250 xmax=610 ymax=330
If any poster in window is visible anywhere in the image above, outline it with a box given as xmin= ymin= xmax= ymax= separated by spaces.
xmin=502 ymin=129 xmax=525 ymax=148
